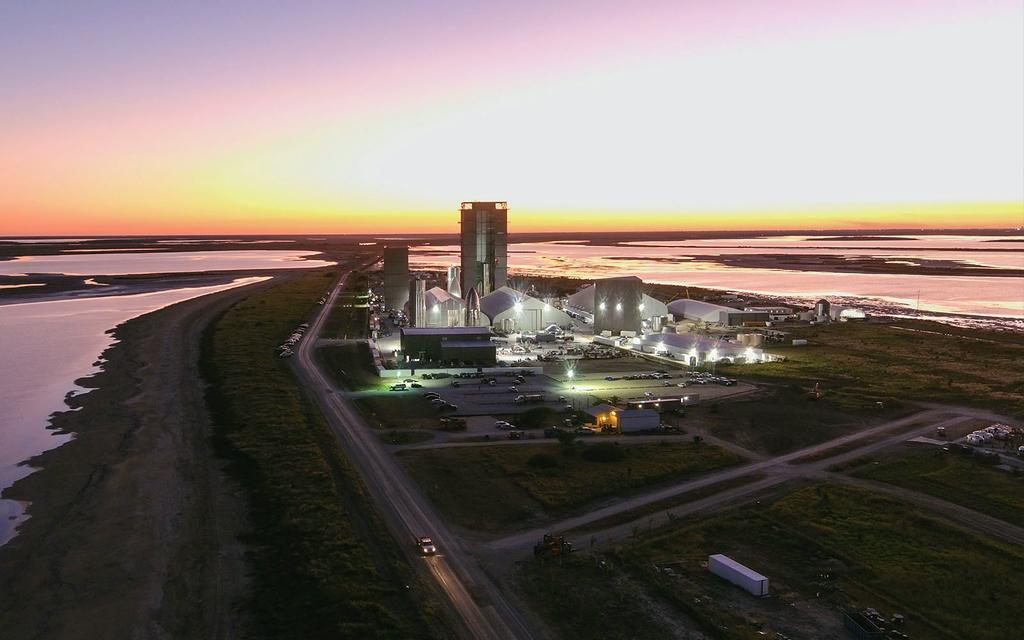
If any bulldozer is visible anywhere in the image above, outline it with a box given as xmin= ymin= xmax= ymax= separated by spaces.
xmin=534 ymin=533 xmax=573 ymax=558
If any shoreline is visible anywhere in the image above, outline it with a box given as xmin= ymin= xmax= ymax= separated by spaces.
xmin=0 ymin=274 xmax=284 ymax=639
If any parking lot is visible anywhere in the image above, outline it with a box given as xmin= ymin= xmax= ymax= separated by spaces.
xmin=381 ymin=367 xmax=755 ymax=419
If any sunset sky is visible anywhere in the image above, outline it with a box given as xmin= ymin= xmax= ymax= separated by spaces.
xmin=1 ymin=0 xmax=1022 ymax=235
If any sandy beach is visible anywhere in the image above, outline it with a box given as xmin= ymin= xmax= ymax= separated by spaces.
xmin=0 ymin=276 xmax=281 ymax=639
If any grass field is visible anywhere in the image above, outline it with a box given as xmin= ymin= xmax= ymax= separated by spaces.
xmin=397 ymin=441 xmax=744 ymax=531
xmin=843 ymin=443 xmax=1024 ymax=527
xmin=615 ymin=482 xmax=1024 ymax=640
xmin=520 ymin=481 xmax=1024 ymax=640
xmin=735 ymin=320 xmax=1024 ymax=417
xmin=321 ymin=272 xmax=370 ymax=339
xmin=687 ymin=385 xmax=907 ymax=455
xmin=316 ymin=342 xmax=381 ymax=390
xmin=201 ymin=268 xmax=446 ymax=639
xmin=355 ymin=394 xmax=447 ymax=430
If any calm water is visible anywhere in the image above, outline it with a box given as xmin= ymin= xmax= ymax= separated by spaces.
xmin=0 ymin=248 xmax=339 ymax=546
xmin=0 ymin=277 xmax=273 ymax=545
xmin=412 ymin=235 xmax=1024 ymax=322
xmin=0 ymin=249 xmax=332 ymax=276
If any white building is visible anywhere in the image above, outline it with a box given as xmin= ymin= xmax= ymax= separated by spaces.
xmin=478 ymin=286 xmax=573 ymax=332
xmin=743 ymin=306 xmax=794 ymax=321
xmin=668 ymin=299 xmax=769 ymax=326
xmin=421 ymin=286 xmax=465 ymax=328
xmin=637 ymin=332 xmax=766 ymax=365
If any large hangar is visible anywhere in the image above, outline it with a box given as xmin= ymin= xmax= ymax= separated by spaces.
xmin=421 ymin=287 xmax=465 ymax=328
xmin=667 ymin=299 xmax=769 ymax=327
xmin=478 ymin=286 xmax=573 ymax=332
xmin=566 ymin=278 xmax=668 ymax=331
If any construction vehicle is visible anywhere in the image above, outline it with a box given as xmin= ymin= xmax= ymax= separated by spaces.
xmin=534 ymin=534 xmax=573 ymax=558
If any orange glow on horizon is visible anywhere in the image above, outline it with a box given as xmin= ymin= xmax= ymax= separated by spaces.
xmin=1 ymin=202 xmax=1019 ymax=236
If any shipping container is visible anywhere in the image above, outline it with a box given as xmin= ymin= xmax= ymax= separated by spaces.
xmin=708 ymin=554 xmax=768 ymax=596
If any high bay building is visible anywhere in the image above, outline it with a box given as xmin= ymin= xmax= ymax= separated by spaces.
xmin=382 ymin=244 xmax=410 ymax=311
xmin=460 ymin=201 xmax=508 ymax=298
xmin=567 ymin=276 xmax=668 ymax=334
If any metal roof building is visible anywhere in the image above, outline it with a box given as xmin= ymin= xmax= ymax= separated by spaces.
xmin=477 ymin=286 xmax=573 ymax=332
xmin=421 ymin=286 xmax=465 ymax=328
xmin=637 ymin=332 xmax=764 ymax=364
xmin=566 ymin=282 xmax=668 ymax=324
xmin=667 ymin=299 xmax=769 ymax=326
xmin=399 ymin=326 xmax=496 ymax=366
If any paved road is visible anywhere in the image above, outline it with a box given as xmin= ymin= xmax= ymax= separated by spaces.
xmin=292 ymin=268 xmax=537 ymax=640
xmin=484 ymin=410 xmax=971 ymax=556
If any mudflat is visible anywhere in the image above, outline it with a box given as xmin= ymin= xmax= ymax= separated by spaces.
xmin=0 ymin=277 xmax=277 ymax=639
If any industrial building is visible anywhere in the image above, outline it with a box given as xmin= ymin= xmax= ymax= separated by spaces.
xmin=594 ymin=276 xmax=642 ymax=333
xmin=460 ymin=201 xmax=507 ymax=297
xmin=477 ymin=286 xmax=573 ymax=332
xmin=743 ymin=305 xmax=793 ymax=321
xmin=637 ymin=332 xmax=765 ymax=364
xmin=566 ymin=280 xmax=668 ymax=332
xmin=399 ymin=327 xmax=496 ymax=366
xmin=667 ymin=299 xmax=769 ymax=326
xmin=421 ymin=287 xmax=465 ymax=328
xmin=382 ymin=245 xmax=410 ymax=311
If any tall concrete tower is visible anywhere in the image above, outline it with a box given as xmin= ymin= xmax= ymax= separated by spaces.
xmin=460 ymin=201 xmax=507 ymax=297
xmin=383 ymin=245 xmax=410 ymax=311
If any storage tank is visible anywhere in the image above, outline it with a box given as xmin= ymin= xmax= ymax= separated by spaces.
xmin=815 ymin=299 xmax=831 ymax=317
xmin=708 ymin=554 xmax=768 ymax=596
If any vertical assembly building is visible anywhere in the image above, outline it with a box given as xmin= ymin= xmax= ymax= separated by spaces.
xmin=383 ymin=245 xmax=410 ymax=311
xmin=460 ymin=201 xmax=507 ymax=298
xmin=593 ymin=276 xmax=643 ymax=334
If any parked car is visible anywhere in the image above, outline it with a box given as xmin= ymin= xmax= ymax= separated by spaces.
xmin=575 ymin=427 xmax=598 ymax=436
xmin=390 ymin=383 xmax=407 ymax=391
xmin=410 ymin=382 xmax=423 ymax=388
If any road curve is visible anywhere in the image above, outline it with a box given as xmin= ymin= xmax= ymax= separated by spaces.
xmin=292 ymin=267 xmax=537 ymax=640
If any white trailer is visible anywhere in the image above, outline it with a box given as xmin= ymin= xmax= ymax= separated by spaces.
xmin=708 ymin=554 xmax=768 ymax=596
xmin=615 ymin=409 xmax=660 ymax=433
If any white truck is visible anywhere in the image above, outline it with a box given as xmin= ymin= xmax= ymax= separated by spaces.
xmin=514 ymin=394 xmax=544 ymax=404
